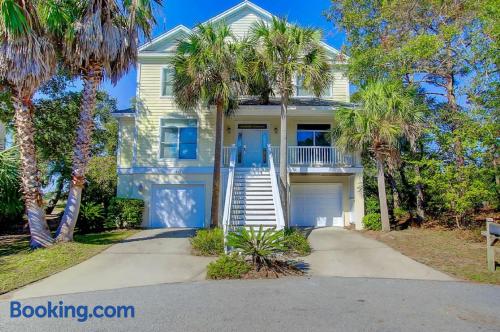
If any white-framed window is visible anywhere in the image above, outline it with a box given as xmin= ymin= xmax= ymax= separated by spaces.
xmin=296 ymin=124 xmax=331 ymax=146
xmin=161 ymin=67 xmax=173 ymax=96
xmin=160 ymin=118 xmax=197 ymax=159
xmin=296 ymin=75 xmax=332 ymax=98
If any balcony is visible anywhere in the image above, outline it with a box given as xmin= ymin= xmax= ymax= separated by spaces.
xmin=223 ymin=146 xmax=360 ymax=169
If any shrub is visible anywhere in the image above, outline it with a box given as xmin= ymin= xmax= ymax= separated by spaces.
xmin=365 ymin=196 xmax=380 ymax=214
xmin=190 ymin=228 xmax=224 ymax=256
xmin=393 ymin=207 xmax=408 ymax=221
xmin=78 ymin=202 xmax=106 ymax=233
xmin=227 ymin=226 xmax=285 ymax=269
xmin=83 ymin=156 xmax=117 ymax=207
xmin=0 ymin=148 xmax=23 ymax=229
xmin=106 ymin=198 xmax=144 ymax=229
xmin=363 ymin=213 xmax=382 ymax=231
xmin=284 ymin=228 xmax=311 ymax=256
xmin=206 ymin=254 xmax=251 ymax=280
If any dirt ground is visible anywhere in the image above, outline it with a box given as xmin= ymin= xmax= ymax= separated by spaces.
xmin=363 ymin=228 xmax=500 ymax=284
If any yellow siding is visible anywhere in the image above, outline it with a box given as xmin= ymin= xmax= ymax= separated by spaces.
xmin=136 ymin=59 xmax=216 ymax=167
xmin=119 ymin=118 xmax=134 ymax=168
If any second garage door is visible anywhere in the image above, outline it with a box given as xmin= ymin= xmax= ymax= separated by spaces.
xmin=291 ymin=183 xmax=344 ymax=227
xmin=150 ymin=184 xmax=205 ymax=228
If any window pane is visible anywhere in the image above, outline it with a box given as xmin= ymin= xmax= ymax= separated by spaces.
xmin=315 ymin=132 xmax=331 ymax=146
xmin=161 ymin=118 xmax=197 ymax=127
xmin=322 ymin=84 xmax=332 ymax=97
xmin=160 ymin=144 xmax=178 ymax=158
xmin=297 ymin=131 xmax=314 ymax=146
xmin=161 ymin=127 xmax=178 ymax=143
xmin=161 ymin=68 xmax=173 ymax=96
xmin=296 ymin=76 xmax=309 ymax=96
xmin=179 ymin=143 xmax=196 ymax=159
xmin=179 ymin=127 xmax=197 ymax=144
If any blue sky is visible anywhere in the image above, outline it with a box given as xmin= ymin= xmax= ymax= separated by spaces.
xmin=101 ymin=0 xmax=341 ymax=109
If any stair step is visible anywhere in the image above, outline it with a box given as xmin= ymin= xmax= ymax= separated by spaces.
xmin=232 ymin=204 xmax=275 ymax=209
xmin=232 ymin=200 xmax=275 ymax=206
xmin=234 ymin=183 xmax=271 ymax=188
xmin=232 ymin=210 xmax=276 ymax=215
xmin=233 ymin=191 xmax=272 ymax=196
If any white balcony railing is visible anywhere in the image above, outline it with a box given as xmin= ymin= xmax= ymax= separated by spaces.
xmin=222 ymin=145 xmax=359 ymax=168
xmin=288 ymin=146 xmax=358 ymax=167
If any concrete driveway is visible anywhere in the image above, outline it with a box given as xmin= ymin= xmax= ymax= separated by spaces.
xmin=3 ymin=229 xmax=215 ymax=300
xmin=304 ymin=228 xmax=453 ymax=280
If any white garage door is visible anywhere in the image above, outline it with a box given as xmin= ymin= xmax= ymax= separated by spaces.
xmin=291 ymin=183 xmax=344 ymax=227
xmin=150 ymin=184 xmax=205 ymax=228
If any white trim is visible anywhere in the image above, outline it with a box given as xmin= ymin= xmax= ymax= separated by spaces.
xmin=158 ymin=117 xmax=199 ymax=161
xmin=160 ymin=66 xmax=174 ymax=98
xmin=132 ymin=121 xmax=138 ymax=167
xmin=288 ymin=166 xmax=363 ymax=174
xmin=138 ymin=25 xmax=191 ymax=52
xmin=117 ymin=167 xmax=227 ymax=175
xmin=137 ymin=2 xmax=345 ymax=58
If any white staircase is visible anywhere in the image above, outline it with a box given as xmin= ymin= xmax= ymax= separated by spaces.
xmin=222 ymin=145 xmax=285 ymax=251
xmin=230 ymin=168 xmax=277 ymax=228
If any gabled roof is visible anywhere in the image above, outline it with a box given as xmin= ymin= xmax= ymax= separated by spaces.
xmin=138 ymin=1 xmax=343 ymax=57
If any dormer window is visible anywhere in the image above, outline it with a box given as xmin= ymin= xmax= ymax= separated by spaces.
xmin=296 ymin=75 xmax=332 ymax=98
xmin=161 ymin=67 xmax=173 ymax=96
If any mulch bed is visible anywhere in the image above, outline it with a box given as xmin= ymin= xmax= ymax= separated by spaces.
xmin=241 ymin=260 xmax=305 ymax=279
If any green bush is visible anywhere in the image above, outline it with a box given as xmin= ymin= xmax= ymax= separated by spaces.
xmin=190 ymin=228 xmax=224 ymax=256
xmin=227 ymin=226 xmax=285 ymax=269
xmin=106 ymin=198 xmax=144 ymax=229
xmin=206 ymin=254 xmax=251 ymax=280
xmin=363 ymin=213 xmax=382 ymax=231
xmin=83 ymin=156 xmax=117 ymax=207
xmin=0 ymin=148 xmax=23 ymax=229
xmin=365 ymin=196 xmax=380 ymax=214
xmin=393 ymin=207 xmax=408 ymax=220
xmin=78 ymin=202 xmax=106 ymax=233
xmin=284 ymin=228 xmax=311 ymax=256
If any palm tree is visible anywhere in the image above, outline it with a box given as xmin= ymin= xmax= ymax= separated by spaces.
xmin=332 ymin=80 xmax=423 ymax=232
xmin=171 ymin=23 xmax=248 ymax=227
xmin=54 ymin=0 xmax=161 ymax=242
xmin=250 ymin=17 xmax=332 ymax=224
xmin=0 ymin=1 xmax=59 ymax=247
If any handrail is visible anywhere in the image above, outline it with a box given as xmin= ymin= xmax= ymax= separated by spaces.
xmin=267 ymin=144 xmax=285 ymax=230
xmin=288 ymin=146 xmax=359 ymax=167
xmin=222 ymin=144 xmax=236 ymax=253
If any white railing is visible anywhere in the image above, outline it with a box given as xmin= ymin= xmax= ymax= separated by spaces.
xmin=270 ymin=146 xmax=280 ymax=166
xmin=222 ymin=146 xmax=233 ymax=167
xmin=222 ymin=145 xmax=236 ymax=253
xmin=267 ymin=144 xmax=285 ymax=230
xmin=288 ymin=146 xmax=358 ymax=167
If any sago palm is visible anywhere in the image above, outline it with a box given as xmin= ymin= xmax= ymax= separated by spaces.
xmin=171 ymin=22 xmax=248 ymax=227
xmin=332 ymin=80 xmax=423 ymax=232
xmin=54 ymin=0 xmax=161 ymax=242
xmin=250 ymin=17 xmax=332 ymax=224
xmin=0 ymin=0 xmax=59 ymax=247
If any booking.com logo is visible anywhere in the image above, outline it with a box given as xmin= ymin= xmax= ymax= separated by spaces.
xmin=10 ymin=301 xmax=135 ymax=322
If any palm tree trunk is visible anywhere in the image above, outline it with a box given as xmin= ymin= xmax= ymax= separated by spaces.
xmin=45 ymin=175 xmax=64 ymax=214
xmin=210 ymin=101 xmax=224 ymax=227
xmin=56 ymin=64 xmax=101 ymax=242
xmin=279 ymin=99 xmax=288 ymax=226
xmin=376 ymin=156 xmax=390 ymax=232
xmin=414 ymin=164 xmax=425 ymax=222
xmin=12 ymin=92 xmax=54 ymax=248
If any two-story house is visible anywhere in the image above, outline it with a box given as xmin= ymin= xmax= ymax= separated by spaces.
xmin=113 ymin=1 xmax=365 ymax=231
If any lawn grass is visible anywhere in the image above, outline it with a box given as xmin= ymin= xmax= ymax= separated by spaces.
xmin=363 ymin=228 xmax=500 ymax=284
xmin=0 ymin=230 xmax=138 ymax=294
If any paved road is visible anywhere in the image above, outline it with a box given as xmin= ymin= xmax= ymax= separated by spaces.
xmin=1 ymin=277 xmax=499 ymax=332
